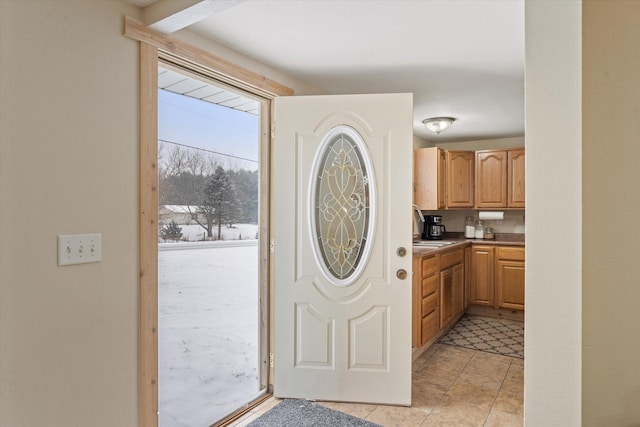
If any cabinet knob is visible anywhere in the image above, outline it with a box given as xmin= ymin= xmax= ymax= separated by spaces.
xmin=396 ymin=269 xmax=408 ymax=280
xmin=396 ymin=247 xmax=407 ymax=257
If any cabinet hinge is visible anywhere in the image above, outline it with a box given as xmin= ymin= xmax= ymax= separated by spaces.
xmin=270 ymin=238 xmax=275 ymax=253
xmin=269 ymin=352 xmax=274 ymax=368
xmin=271 ymin=123 xmax=275 ymax=139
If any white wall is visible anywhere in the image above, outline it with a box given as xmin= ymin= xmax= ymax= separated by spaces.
xmin=524 ymin=1 xmax=582 ymax=425
xmin=582 ymin=1 xmax=640 ymax=425
xmin=0 ymin=1 xmax=323 ymax=426
xmin=0 ymin=1 xmax=142 ymax=425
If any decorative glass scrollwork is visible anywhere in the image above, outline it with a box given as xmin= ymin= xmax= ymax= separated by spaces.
xmin=310 ymin=125 xmax=376 ymax=287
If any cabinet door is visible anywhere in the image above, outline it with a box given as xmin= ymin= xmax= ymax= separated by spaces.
xmin=439 ymin=269 xmax=453 ymax=329
xmin=476 ymin=150 xmax=507 ymax=208
xmin=437 ymin=148 xmax=446 ymax=209
xmin=464 ymin=246 xmax=471 ymax=308
xmin=411 ymin=256 xmax=421 ymax=347
xmin=414 ymin=147 xmax=443 ymax=210
xmin=496 ymin=259 xmax=525 ymax=310
xmin=446 ymin=151 xmax=474 ymax=208
xmin=508 ymin=149 xmax=525 ymax=208
xmin=470 ymin=245 xmax=495 ymax=306
xmin=421 ymin=292 xmax=439 ymax=346
xmin=451 ymin=263 xmax=464 ymax=317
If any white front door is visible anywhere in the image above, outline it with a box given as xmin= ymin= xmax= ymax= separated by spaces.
xmin=273 ymin=93 xmax=413 ymax=405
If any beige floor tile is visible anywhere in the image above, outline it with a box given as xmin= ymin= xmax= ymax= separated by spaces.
xmin=442 ymin=382 xmax=498 ymax=408
xmin=454 ymin=370 xmax=505 ymax=393
xmin=414 ymin=363 xmax=463 ymax=389
xmin=470 ymin=350 xmax=514 ymax=365
xmin=411 ymin=376 xmax=447 ymax=412
xmin=412 ymin=355 xmax=430 ymax=373
xmin=510 ymin=357 xmax=525 ymax=366
xmin=501 ymin=364 xmax=524 ymax=396
xmin=317 ymin=401 xmax=378 ymax=419
xmin=484 ymin=409 xmax=524 ymax=427
xmin=433 ymin=344 xmax=477 ymax=363
xmin=492 ymin=389 xmax=524 ymax=416
xmin=506 ymin=362 xmax=524 ymax=380
xmin=421 ymin=401 xmax=491 ymax=427
xmin=366 ymin=404 xmax=429 ymax=427
xmin=463 ymin=362 xmax=511 ymax=383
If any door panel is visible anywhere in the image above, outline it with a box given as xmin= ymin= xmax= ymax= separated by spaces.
xmin=273 ymin=93 xmax=413 ymax=405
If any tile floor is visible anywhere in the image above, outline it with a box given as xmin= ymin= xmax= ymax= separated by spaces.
xmin=228 ymin=343 xmax=524 ymax=427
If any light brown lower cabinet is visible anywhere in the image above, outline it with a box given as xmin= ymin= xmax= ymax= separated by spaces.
xmin=413 ymin=247 xmax=467 ymax=348
xmin=470 ymin=245 xmax=495 ymax=306
xmin=413 ymin=244 xmax=524 ymax=349
xmin=496 ymin=246 xmax=525 ymax=310
xmin=439 ymin=248 xmax=465 ymax=329
xmin=412 ymin=254 xmax=440 ymax=348
xmin=440 ymin=263 xmax=464 ymax=328
xmin=470 ymin=244 xmax=525 ymax=311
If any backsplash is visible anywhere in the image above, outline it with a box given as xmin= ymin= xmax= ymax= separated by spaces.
xmin=420 ymin=210 xmax=525 ymax=234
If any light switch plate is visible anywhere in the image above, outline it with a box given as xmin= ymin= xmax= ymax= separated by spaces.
xmin=57 ymin=233 xmax=102 ymax=266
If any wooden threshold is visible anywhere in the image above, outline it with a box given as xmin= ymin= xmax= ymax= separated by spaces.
xmin=215 ymin=392 xmax=272 ymax=427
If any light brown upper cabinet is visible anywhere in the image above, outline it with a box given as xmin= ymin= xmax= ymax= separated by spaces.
xmin=446 ymin=151 xmax=475 ymax=208
xmin=475 ymin=150 xmax=508 ymax=208
xmin=414 ymin=147 xmax=446 ymax=210
xmin=475 ymin=148 xmax=525 ymax=209
xmin=507 ymin=149 xmax=526 ymax=208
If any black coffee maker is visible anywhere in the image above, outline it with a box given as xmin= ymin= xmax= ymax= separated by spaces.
xmin=423 ymin=215 xmax=447 ymax=240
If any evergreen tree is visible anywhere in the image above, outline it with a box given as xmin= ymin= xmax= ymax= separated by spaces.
xmin=228 ymin=169 xmax=259 ymax=223
xmin=202 ymin=166 xmax=241 ymax=240
xmin=160 ymin=220 xmax=183 ymax=242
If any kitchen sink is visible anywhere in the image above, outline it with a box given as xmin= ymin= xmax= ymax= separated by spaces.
xmin=412 ymin=241 xmax=458 ymax=248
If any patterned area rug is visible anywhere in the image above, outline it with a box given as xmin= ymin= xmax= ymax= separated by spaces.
xmin=247 ymin=399 xmax=381 ymax=427
xmin=439 ymin=314 xmax=524 ymax=358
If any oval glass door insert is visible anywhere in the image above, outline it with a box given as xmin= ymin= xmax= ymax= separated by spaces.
xmin=310 ymin=125 xmax=376 ymax=287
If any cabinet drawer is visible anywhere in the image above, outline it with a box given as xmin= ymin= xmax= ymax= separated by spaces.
xmin=422 ymin=255 xmax=439 ymax=277
xmin=422 ymin=274 xmax=438 ymax=297
xmin=421 ymin=308 xmax=439 ymax=344
xmin=421 ymin=292 xmax=438 ymax=317
xmin=496 ymin=246 xmax=525 ymax=261
xmin=440 ymin=248 xmax=464 ymax=270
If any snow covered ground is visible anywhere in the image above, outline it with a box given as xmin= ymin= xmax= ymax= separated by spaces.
xmin=161 ymin=223 xmax=259 ymax=242
xmin=158 ymin=239 xmax=261 ymax=427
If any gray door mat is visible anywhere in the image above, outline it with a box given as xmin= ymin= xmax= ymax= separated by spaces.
xmin=247 ymin=399 xmax=382 ymax=427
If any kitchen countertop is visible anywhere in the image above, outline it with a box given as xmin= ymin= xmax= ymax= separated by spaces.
xmin=412 ymin=234 xmax=525 ymax=257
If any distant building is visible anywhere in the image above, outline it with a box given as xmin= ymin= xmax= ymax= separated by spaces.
xmin=158 ymin=205 xmax=199 ymax=226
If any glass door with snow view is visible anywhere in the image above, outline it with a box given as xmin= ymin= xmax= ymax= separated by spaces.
xmin=156 ymin=64 xmax=267 ymax=426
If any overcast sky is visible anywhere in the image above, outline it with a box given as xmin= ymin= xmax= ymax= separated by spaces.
xmin=158 ymin=89 xmax=259 ymax=171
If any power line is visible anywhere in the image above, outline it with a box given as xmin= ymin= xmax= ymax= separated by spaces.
xmin=158 ymin=138 xmax=258 ymax=163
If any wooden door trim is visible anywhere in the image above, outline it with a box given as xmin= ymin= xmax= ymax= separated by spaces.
xmin=139 ymin=41 xmax=159 ymax=427
xmin=133 ymin=18 xmax=292 ymax=426
xmin=124 ymin=16 xmax=293 ymax=98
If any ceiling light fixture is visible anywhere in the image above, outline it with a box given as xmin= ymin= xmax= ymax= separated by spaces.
xmin=422 ymin=117 xmax=456 ymax=135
